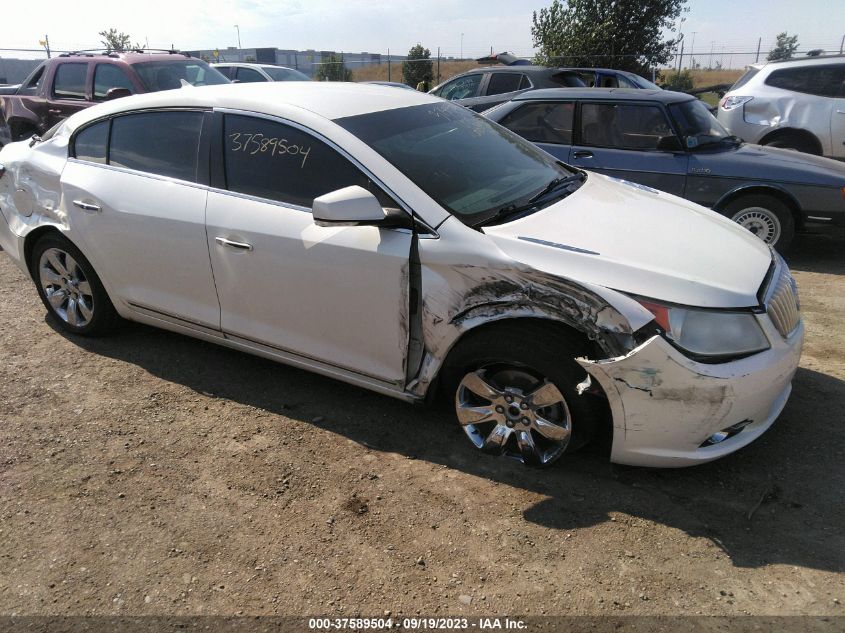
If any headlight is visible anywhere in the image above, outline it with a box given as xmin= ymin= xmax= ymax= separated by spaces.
xmin=721 ymin=95 xmax=753 ymax=110
xmin=636 ymin=298 xmax=770 ymax=359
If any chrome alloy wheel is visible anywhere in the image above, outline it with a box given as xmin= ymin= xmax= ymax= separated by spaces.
xmin=731 ymin=207 xmax=781 ymax=245
xmin=38 ymin=248 xmax=94 ymax=327
xmin=455 ymin=367 xmax=572 ymax=466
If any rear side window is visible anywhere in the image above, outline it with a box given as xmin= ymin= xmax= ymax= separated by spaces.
xmin=550 ymin=72 xmax=585 ymax=87
xmin=499 ymin=102 xmax=575 ymax=144
xmin=73 ymin=120 xmax=109 ymax=164
xmin=765 ymin=65 xmax=845 ymax=97
xmin=215 ymin=66 xmax=234 ymax=79
xmin=223 ymin=114 xmax=393 ymax=208
xmin=109 ymin=111 xmax=203 ymax=182
xmin=235 ymin=67 xmax=266 ymax=83
xmin=94 ymin=64 xmax=135 ymax=101
xmin=486 ymin=73 xmax=522 ymax=96
xmin=580 ymin=103 xmax=672 ymax=150
xmin=53 ymin=63 xmax=88 ymax=100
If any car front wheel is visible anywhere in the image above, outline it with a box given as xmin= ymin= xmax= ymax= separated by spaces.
xmin=443 ymin=322 xmax=602 ymax=467
xmin=725 ymin=195 xmax=795 ymax=253
xmin=31 ymin=234 xmax=118 ymax=335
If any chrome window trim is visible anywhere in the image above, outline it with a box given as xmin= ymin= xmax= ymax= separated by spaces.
xmin=66 ymin=158 xmax=210 ymax=192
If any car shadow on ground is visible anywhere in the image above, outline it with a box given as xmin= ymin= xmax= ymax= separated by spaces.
xmin=787 ymin=226 xmax=845 ymax=275
xmin=51 ymin=313 xmax=845 ymax=574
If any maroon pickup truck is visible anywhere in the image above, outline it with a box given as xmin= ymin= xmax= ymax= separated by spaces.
xmin=0 ymin=50 xmax=229 ymax=143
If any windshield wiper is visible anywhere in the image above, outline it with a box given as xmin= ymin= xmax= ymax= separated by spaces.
xmin=478 ymin=173 xmax=586 ymax=227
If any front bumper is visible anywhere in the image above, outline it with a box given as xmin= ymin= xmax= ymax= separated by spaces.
xmin=579 ymin=314 xmax=804 ymax=467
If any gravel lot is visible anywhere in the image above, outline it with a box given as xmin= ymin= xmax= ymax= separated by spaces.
xmin=1 ymin=227 xmax=843 ymax=618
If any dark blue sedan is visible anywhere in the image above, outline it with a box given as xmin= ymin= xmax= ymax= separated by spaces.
xmin=485 ymin=88 xmax=845 ymax=251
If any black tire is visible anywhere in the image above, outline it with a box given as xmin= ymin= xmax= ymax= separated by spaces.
xmin=763 ymin=132 xmax=820 ymax=156
xmin=440 ymin=320 xmax=604 ymax=467
xmin=723 ymin=194 xmax=795 ymax=253
xmin=31 ymin=233 xmax=118 ymax=336
xmin=11 ymin=124 xmax=37 ymax=143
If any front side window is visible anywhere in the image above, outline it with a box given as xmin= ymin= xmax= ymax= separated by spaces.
xmin=669 ymin=99 xmax=731 ymax=147
xmin=223 ymin=114 xmax=394 ymax=208
xmin=486 ymin=73 xmax=522 ymax=96
xmin=53 ymin=63 xmax=88 ymax=100
xmin=580 ymin=103 xmax=672 ymax=150
xmin=94 ymin=64 xmax=135 ymax=101
xmin=133 ymin=60 xmax=229 ymax=91
xmin=438 ymin=74 xmax=482 ymax=100
xmin=499 ymin=102 xmax=575 ymax=144
xmin=109 ymin=111 xmax=203 ymax=182
xmin=73 ymin=120 xmax=109 ymax=164
xmin=235 ymin=67 xmax=266 ymax=83
xmin=336 ymin=102 xmax=579 ymax=226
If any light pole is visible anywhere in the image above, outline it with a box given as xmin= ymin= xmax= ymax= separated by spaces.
xmin=461 ymin=33 xmax=464 ymax=60
xmin=234 ymin=24 xmax=241 ymax=49
xmin=690 ymin=31 xmax=696 ymax=69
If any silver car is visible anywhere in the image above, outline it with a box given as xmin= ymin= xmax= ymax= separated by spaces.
xmin=717 ymin=55 xmax=845 ymax=158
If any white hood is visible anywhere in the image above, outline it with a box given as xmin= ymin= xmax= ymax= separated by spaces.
xmin=482 ymin=174 xmax=772 ymax=308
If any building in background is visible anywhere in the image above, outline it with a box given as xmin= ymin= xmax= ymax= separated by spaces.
xmin=0 ymin=58 xmax=42 ymax=85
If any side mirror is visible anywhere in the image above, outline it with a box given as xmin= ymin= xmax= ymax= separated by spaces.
xmin=313 ymin=186 xmax=387 ymax=227
xmin=656 ymin=135 xmax=683 ymax=151
xmin=105 ymin=87 xmax=132 ymax=101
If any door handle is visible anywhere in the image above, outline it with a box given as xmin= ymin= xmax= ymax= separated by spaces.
xmin=215 ymin=236 xmax=253 ymax=251
xmin=48 ymin=109 xmax=62 ymax=115
xmin=836 ymin=110 xmax=845 ymax=114
xmin=572 ymin=150 xmax=594 ymax=159
xmin=72 ymin=200 xmax=101 ymax=213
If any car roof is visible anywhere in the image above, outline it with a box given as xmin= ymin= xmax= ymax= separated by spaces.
xmin=55 ymin=51 xmax=200 ymax=64
xmin=212 ymin=62 xmax=291 ymax=69
xmin=755 ymin=54 xmax=845 ymax=69
xmin=513 ymin=87 xmax=693 ymax=103
xmin=63 ymin=82 xmax=436 ymax=132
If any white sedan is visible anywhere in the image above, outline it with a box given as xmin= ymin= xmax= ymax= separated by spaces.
xmin=0 ymin=83 xmax=803 ymax=468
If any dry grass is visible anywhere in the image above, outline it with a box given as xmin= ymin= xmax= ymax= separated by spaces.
xmin=352 ymin=60 xmax=478 ymax=85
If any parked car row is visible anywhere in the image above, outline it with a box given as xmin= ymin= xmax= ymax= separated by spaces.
xmin=0 ymin=83 xmax=803 ymax=470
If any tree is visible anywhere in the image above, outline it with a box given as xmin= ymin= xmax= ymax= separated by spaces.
xmin=316 ymin=53 xmax=352 ymax=82
xmin=767 ymin=32 xmax=799 ymax=61
xmin=402 ymin=44 xmax=433 ymax=89
xmin=99 ymin=28 xmax=139 ymax=53
xmin=531 ymin=0 xmax=687 ymax=75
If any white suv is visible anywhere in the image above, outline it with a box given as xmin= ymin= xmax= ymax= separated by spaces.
xmin=717 ymin=55 xmax=845 ymax=158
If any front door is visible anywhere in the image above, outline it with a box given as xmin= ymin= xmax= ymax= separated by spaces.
xmin=570 ymin=101 xmax=688 ymax=196
xmin=205 ymin=113 xmax=412 ymax=384
xmin=46 ymin=62 xmax=92 ymax=130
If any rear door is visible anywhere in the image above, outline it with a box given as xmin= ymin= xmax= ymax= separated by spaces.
xmin=205 ymin=112 xmax=412 ymax=384
xmin=61 ymin=109 xmax=221 ymax=329
xmin=829 ymin=65 xmax=845 ymax=158
xmin=569 ymin=101 xmax=688 ymax=195
xmin=235 ymin=67 xmax=268 ymax=83
xmin=496 ymin=100 xmax=575 ymax=163
xmin=46 ymin=62 xmax=92 ymax=129
xmin=477 ymin=72 xmax=526 ymax=111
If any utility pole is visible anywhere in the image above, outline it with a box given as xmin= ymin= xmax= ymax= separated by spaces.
xmin=690 ymin=31 xmax=696 ymax=68
xmin=234 ymin=24 xmax=241 ymax=49
xmin=755 ymin=37 xmax=762 ymax=63
xmin=387 ymin=48 xmax=391 ymax=82
xmin=708 ymin=41 xmax=714 ymax=69
xmin=39 ymin=34 xmax=51 ymax=58
xmin=840 ymin=34 xmax=844 ymax=54
xmin=460 ymin=33 xmax=464 ymax=60
xmin=437 ymin=46 xmax=441 ymax=82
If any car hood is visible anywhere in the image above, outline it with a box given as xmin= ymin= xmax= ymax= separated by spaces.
xmin=693 ymin=142 xmax=845 ymax=185
xmin=482 ymin=173 xmax=772 ymax=308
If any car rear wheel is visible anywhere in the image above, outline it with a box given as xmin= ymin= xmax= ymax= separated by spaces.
xmin=763 ymin=132 xmax=821 ymax=156
xmin=443 ymin=322 xmax=601 ymax=467
xmin=31 ymin=234 xmax=118 ymax=336
xmin=725 ymin=195 xmax=795 ymax=253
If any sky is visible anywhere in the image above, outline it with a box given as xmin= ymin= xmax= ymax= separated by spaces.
xmin=1 ymin=0 xmax=843 ymax=63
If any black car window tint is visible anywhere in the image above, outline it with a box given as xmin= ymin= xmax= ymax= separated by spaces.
xmin=765 ymin=66 xmax=843 ymax=98
xmin=73 ymin=120 xmax=109 ymax=164
xmin=223 ymin=114 xmax=396 ymax=208
xmin=580 ymin=103 xmax=670 ymax=150
xmin=500 ymin=102 xmax=574 ymax=144
xmin=53 ymin=63 xmax=88 ymax=100
xmin=93 ymin=64 xmax=135 ymax=101
xmin=440 ymin=75 xmax=482 ymax=100
xmin=109 ymin=111 xmax=203 ymax=182
xmin=236 ymin=67 xmax=266 ymax=83
xmin=486 ymin=73 xmax=522 ymax=96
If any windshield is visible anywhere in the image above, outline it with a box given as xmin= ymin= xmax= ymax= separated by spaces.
xmin=669 ymin=99 xmax=732 ymax=147
xmin=262 ymin=66 xmax=310 ymax=81
xmin=631 ymin=74 xmax=662 ymax=90
xmin=134 ymin=60 xmax=229 ymax=91
xmin=335 ymin=102 xmax=579 ymax=226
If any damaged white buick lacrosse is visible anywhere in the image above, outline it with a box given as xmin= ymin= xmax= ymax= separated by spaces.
xmin=0 ymin=83 xmax=803 ymax=468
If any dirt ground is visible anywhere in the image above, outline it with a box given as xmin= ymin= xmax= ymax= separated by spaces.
xmin=0 ymin=226 xmax=843 ymax=620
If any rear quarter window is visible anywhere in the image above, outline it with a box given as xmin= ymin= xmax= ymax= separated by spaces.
xmin=73 ymin=120 xmax=109 ymax=164
xmin=764 ymin=65 xmax=845 ymax=97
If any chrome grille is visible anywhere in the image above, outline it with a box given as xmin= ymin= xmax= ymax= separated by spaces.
xmin=767 ymin=265 xmax=801 ymax=337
